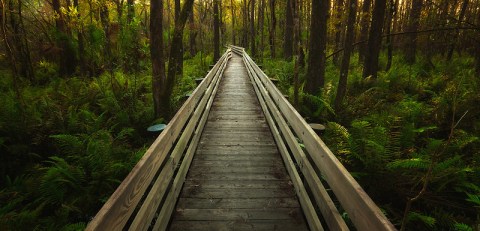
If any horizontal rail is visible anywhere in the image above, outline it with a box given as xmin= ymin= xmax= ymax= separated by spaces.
xmin=232 ymin=45 xmax=397 ymax=231
xmin=86 ymin=50 xmax=232 ymax=231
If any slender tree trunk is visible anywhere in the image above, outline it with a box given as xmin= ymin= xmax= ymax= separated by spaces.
xmin=305 ymin=0 xmax=329 ymax=95
xmin=404 ymin=0 xmax=422 ymax=64
xmin=269 ymin=0 xmax=276 ymax=58
xmin=73 ymin=0 xmax=85 ymax=76
xmin=250 ymin=0 xmax=256 ymax=56
xmin=362 ymin=0 xmax=387 ymax=79
xmin=174 ymin=0 xmax=183 ymax=74
xmin=385 ymin=0 xmax=397 ymax=71
xmin=165 ymin=0 xmax=195 ymax=114
xmin=230 ymin=0 xmax=235 ymax=44
xmin=189 ymin=6 xmax=197 ymax=56
xmin=335 ymin=0 xmax=357 ymax=111
xmin=475 ymin=6 xmax=480 ymax=76
xmin=243 ymin=0 xmax=248 ymax=47
xmin=53 ymin=0 xmax=76 ymax=76
xmin=358 ymin=0 xmax=371 ymax=63
xmin=8 ymin=0 xmax=34 ymax=81
xmin=214 ymin=0 xmax=220 ymax=61
xmin=333 ymin=0 xmax=345 ymax=65
xmin=127 ymin=0 xmax=135 ymax=23
xmin=150 ymin=0 xmax=167 ymax=118
xmin=284 ymin=0 xmax=294 ymax=60
xmin=446 ymin=0 xmax=469 ymax=61
xmin=259 ymin=0 xmax=264 ymax=55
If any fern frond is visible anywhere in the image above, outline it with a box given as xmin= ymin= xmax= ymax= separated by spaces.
xmin=407 ymin=211 xmax=436 ymax=228
xmin=466 ymin=193 xmax=480 ymax=206
xmin=50 ymin=134 xmax=83 ymax=156
xmin=454 ymin=223 xmax=473 ymax=231
xmin=387 ymin=158 xmax=430 ymax=170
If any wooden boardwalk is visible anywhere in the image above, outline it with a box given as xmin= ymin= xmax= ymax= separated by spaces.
xmin=169 ymin=54 xmax=309 ymax=230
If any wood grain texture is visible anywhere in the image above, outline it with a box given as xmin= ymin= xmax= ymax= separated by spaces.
xmin=86 ymin=50 xmax=231 ymax=231
xmin=243 ymin=51 xmax=396 ymax=231
xmin=168 ymin=54 xmax=308 ymax=230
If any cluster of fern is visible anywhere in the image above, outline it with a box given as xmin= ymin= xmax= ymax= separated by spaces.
xmin=263 ymin=53 xmax=479 ymax=230
xmin=0 ymin=53 xmax=208 ymax=229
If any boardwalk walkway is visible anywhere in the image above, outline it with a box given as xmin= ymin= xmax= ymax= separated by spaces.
xmin=169 ymin=54 xmax=309 ymax=230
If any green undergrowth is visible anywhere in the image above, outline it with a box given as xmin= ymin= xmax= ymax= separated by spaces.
xmin=263 ymin=52 xmax=480 ymax=230
xmin=0 ymin=54 xmax=208 ymax=229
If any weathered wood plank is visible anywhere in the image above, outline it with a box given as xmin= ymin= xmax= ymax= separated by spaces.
xmin=183 ymin=180 xmax=293 ymax=189
xmin=187 ymin=172 xmax=288 ymax=181
xmin=168 ymin=52 xmax=307 ymax=230
xmin=180 ymin=187 xmax=296 ymax=199
xmin=86 ymin=50 xmax=231 ymax=231
xmin=190 ymin=160 xmax=284 ymax=167
xmin=170 ymin=220 xmax=308 ymax=231
xmin=176 ymin=198 xmax=300 ymax=209
xmin=244 ymin=56 xmax=324 ymax=231
xmin=173 ymin=208 xmax=305 ymax=221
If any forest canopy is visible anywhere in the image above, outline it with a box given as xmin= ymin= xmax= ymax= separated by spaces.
xmin=1 ymin=0 xmax=479 ymax=230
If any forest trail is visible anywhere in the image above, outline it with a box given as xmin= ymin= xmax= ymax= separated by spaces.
xmin=168 ymin=53 xmax=309 ymax=230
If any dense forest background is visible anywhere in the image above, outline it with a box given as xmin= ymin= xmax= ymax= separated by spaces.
xmin=0 ymin=0 xmax=479 ymax=230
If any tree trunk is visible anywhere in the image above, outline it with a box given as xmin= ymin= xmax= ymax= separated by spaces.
xmin=385 ymin=0 xmax=397 ymax=71
xmin=446 ymin=0 xmax=469 ymax=61
xmin=100 ymin=1 xmax=112 ymax=68
xmin=8 ymin=0 xmax=34 ymax=81
xmin=127 ymin=0 xmax=135 ymax=23
xmin=150 ymin=0 xmax=167 ymax=118
xmin=475 ymin=6 xmax=480 ymax=76
xmin=404 ymin=0 xmax=422 ymax=64
xmin=73 ymin=0 xmax=85 ymax=76
xmin=332 ymin=0 xmax=345 ymax=65
xmin=358 ymin=0 xmax=371 ymax=63
xmin=259 ymin=0 xmax=265 ymax=55
xmin=230 ymin=0 xmax=236 ymax=44
xmin=243 ymin=0 xmax=248 ymax=48
xmin=305 ymin=0 xmax=329 ymax=95
xmin=362 ymin=0 xmax=387 ymax=79
xmin=189 ymin=6 xmax=197 ymax=56
xmin=214 ymin=0 xmax=220 ymax=61
xmin=250 ymin=0 xmax=256 ymax=56
xmin=53 ymin=0 xmax=76 ymax=76
xmin=284 ymin=0 xmax=294 ymax=60
xmin=335 ymin=0 xmax=357 ymax=111
xmin=165 ymin=0 xmax=195 ymax=114
xmin=269 ymin=0 xmax=276 ymax=58
xmin=174 ymin=0 xmax=183 ymax=74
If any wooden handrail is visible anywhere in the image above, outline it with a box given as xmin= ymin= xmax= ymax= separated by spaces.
xmin=86 ymin=50 xmax=232 ymax=231
xmin=233 ymin=45 xmax=397 ymax=231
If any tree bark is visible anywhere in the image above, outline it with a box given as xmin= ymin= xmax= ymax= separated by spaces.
xmin=242 ymin=0 xmax=248 ymax=47
xmin=214 ymin=0 xmax=220 ymax=61
xmin=53 ymin=0 xmax=76 ymax=76
xmin=230 ymin=0 xmax=235 ymax=44
xmin=127 ymin=0 xmax=135 ymax=23
xmin=189 ymin=6 xmax=197 ymax=56
xmin=259 ymin=0 xmax=264 ymax=54
xmin=269 ymin=0 xmax=276 ymax=58
xmin=250 ymin=0 xmax=256 ymax=56
xmin=333 ymin=0 xmax=345 ymax=65
xmin=305 ymin=0 xmax=329 ymax=95
xmin=335 ymin=0 xmax=357 ymax=111
xmin=150 ymin=0 xmax=167 ymax=118
xmin=358 ymin=0 xmax=371 ymax=63
xmin=385 ymin=0 xmax=397 ymax=71
xmin=404 ymin=0 xmax=422 ymax=64
xmin=362 ymin=0 xmax=387 ymax=79
xmin=8 ymin=0 xmax=34 ymax=81
xmin=446 ymin=0 xmax=469 ymax=61
xmin=165 ymin=0 xmax=195 ymax=114
xmin=475 ymin=6 xmax=480 ymax=76
xmin=284 ymin=0 xmax=294 ymax=60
